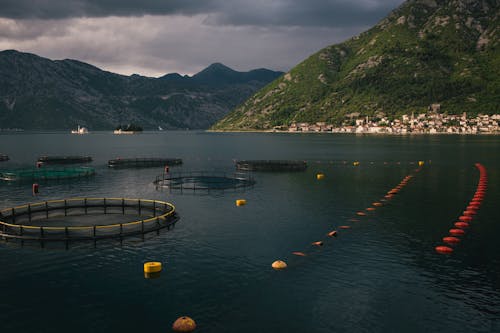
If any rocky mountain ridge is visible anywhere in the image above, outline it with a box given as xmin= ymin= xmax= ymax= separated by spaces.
xmin=0 ymin=50 xmax=283 ymax=130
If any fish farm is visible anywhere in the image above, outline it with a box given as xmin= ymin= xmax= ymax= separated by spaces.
xmin=0 ymin=198 xmax=178 ymax=242
xmin=154 ymin=171 xmax=255 ymax=192
xmin=235 ymin=160 xmax=307 ymax=171
xmin=0 ymin=167 xmax=95 ymax=181
xmin=108 ymin=157 xmax=183 ymax=168
xmin=37 ymin=155 xmax=93 ymax=165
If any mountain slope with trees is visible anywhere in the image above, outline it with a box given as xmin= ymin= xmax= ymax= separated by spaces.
xmin=212 ymin=0 xmax=499 ymax=130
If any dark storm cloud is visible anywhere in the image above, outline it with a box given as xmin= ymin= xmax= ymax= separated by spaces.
xmin=0 ymin=0 xmax=404 ymax=27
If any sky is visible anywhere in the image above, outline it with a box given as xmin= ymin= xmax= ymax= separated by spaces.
xmin=0 ymin=0 xmax=404 ymax=77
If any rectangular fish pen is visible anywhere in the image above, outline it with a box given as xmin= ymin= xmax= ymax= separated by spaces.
xmin=37 ymin=155 xmax=92 ymax=165
xmin=235 ymin=160 xmax=307 ymax=172
xmin=108 ymin=157 xmax=182 ymax=168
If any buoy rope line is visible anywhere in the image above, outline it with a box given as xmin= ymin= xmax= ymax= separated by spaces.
xmin=435 ymin=163 xmax=487 ymax=255
xmin=272 ymin=164 xmax=424 ymax=269
xmin=309 ymin=160 xmax=428 ymax=167
xmin=0 ymin=197 xmax=178 ymax=241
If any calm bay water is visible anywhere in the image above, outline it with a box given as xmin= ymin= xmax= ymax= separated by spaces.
xmin=0 ymin=131 xmax=499 ymax=333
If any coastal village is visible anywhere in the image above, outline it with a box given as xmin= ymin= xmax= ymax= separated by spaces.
xmin=285 ymin=106 xmax=500 ymax=134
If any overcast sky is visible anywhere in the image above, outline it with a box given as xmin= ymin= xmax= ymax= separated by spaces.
xmin=0 ymin=0 xmax=404 ymax=77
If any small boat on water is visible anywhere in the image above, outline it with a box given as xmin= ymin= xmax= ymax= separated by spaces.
xmin=71 ymin=125 xmax=89 ymax=134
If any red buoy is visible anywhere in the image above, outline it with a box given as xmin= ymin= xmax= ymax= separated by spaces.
xmin=366 ymin=207 xmax=376 ymax=211
xmin=339 ymin=225 xmax=351 ymax=229
xmin=32 ymin=183 xmax=39 ymax=195
xmin=435 ymin=246 xmax=453 ymax=254
xmin=292 ymin=251 xmax=307 ymax=257
xmin=463 ymin=210 xmax=476 ymax=216
xmin=327 ymin=231 xmax=338 ymax=237
xmin=459 ymin=216 xmax=473 ymax=222
xmin=449 ymin=228 xmax=465 ymax=236
xmin=454 ymin=222 xmax=469 ymax=229
xmin=311 ymin=241 xmax=323 ymax=246
xmin=443 ymin=236 xmax=460 ymax=244
xmin=356 ymin=211 xmax=366 ymax=216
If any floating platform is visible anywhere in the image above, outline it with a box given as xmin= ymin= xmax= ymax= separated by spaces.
xmin=235 ymin=160 xmax=307 ymax=172
xmin=108 ymin=157 xmax=182 ymax=168
xmin=0 ymin=167 xmax=95 ymax=181
xmin=154 ymin=171 xmax=255 ymax=192
xmin=0 ymin=198 xmax=178 ymax=242
xmin=0 ymin=154 xmax=9 ymax=162
xmin=37 ymin=155 xmax=92 ymax=165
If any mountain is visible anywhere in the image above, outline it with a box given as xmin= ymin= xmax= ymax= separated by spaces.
xmin=212 ymin=0 xmax=499 ymax=131
xmin=0 ymin=50 xmax=283 ymax=130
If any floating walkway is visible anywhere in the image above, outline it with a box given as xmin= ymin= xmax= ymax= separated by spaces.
xmin=235 ymin=160 xmax=307 ymax=172
xmin=108 ymin=157 xmax=182 ymax=168
xmin=0 ymin=198 xmax=178 ymax=242
xmin=37 ymin=155 xmax=92 ymax=165
xmin=154 ymin=171 xmax=255 ymax=192
xmin=0 ymin=167 xmax=95 ymax=181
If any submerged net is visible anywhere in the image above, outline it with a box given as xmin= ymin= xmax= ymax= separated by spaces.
xmin=0 ymin=167 xmax=95 ymax=181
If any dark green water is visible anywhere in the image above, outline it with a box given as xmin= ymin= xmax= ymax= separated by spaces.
xmin=0 ymin=132 xmax=499 ymax=333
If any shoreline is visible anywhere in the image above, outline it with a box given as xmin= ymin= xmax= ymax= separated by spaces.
xmin=207 ymin=129 xmax=500 ymax=135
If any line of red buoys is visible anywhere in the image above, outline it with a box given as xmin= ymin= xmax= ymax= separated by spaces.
xmin=435 ymin=163 xmax=487 ymax=255
xmin=274 ymin=164 xmax=423 ymax=268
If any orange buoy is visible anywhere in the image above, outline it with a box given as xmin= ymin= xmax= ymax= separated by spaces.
xmin=172 ymin=316 xmax=197 ymax=333
xmin=356 ymin=211 xmax=366 ymax=216
xmin=372 ymin=202 xmax=383 ymax=207
xmin=443 ymin=236 xmax=460 ymax=244
xmin=312 ymin=241 xmax=323 ymax=246
xmin=459 ymin=216 xmax=473 ymax=222
xmin=349 ymin=218 xmax=360 ymax=222
xmin=463 ymin=210 xmax=476 ymax=216
xmin=455 ymin=222 xmax=469 ymax=229
xmin=292 ymin=251 xmax=307 ymax=257
xmin=327 ymin=230 xmax=338 ymax=237
xmin=435 ymin=246 xmax=453 ymax=254
xmin=271 ymin=260 xmax=288 ymax=270
xmin=384 ymin=194 xmax=394 ymax=199
xmin=449 ymin=228 xmax=465 ymax=236
xmin=339 ymin=225 xmax=351 ymax=229
xmin=366 ymin=207 xmax=376 ymax=211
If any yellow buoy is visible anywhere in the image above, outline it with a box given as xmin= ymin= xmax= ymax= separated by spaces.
xmin=418 ymin=161 xmax=425 ymax=166
xmin=172 ymin=316 xmax=197 ymax=332
xmin=144 ymin=261 xmax=162 ymax=273
xmin=271 ymin=260 xmax=287 ymax=270
xmin=316 ymin=173 xmax=325 ymax=180
xmin=236 ymin=199 xmax=246 ymax=206
xmin=353 ymin=161 xmax=360 ymax=166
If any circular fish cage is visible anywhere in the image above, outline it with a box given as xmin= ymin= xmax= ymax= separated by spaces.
xmin=0 ymin=154 xmax=9 ymax=162
xmin=0 ymin=198 xmax=178 ymax=243
xmin=154 ymin=171 xmax=255 ymax=193
xmin=0 ymin=167 xmax=95 ymax=181
xmin=235 ymin=160 xmax=307 ymax=172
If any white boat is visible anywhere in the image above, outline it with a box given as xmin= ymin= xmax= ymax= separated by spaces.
xmin=71 ymin=125 xmax=89 ymax=134
xmin=158 ymin=126 xmax=164 ymax=131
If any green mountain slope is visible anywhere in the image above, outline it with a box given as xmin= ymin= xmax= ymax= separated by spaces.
xmin=212 ymin=0 xmax=499 ymax=131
